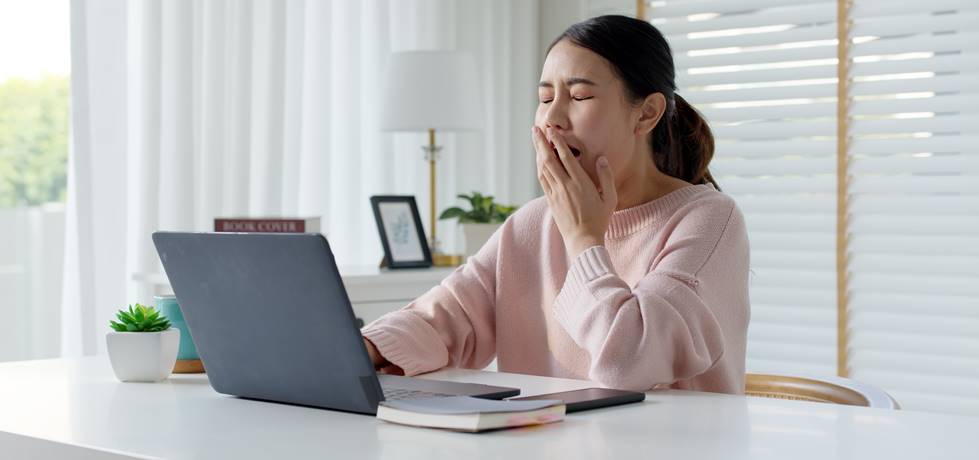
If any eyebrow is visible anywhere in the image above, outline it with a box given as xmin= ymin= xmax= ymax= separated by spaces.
xmin=538 ymin=77 xmax=598 ymax=88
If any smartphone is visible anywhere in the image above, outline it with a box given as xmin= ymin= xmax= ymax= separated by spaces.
xmin=508 ymin=387 xmax=646 ymax=413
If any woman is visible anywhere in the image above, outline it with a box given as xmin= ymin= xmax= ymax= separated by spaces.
xmin=361 ymin=15 xmax=750 ymax=393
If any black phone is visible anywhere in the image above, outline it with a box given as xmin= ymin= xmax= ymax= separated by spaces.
xmin=508 ymin=387 xmax=645 ymax=413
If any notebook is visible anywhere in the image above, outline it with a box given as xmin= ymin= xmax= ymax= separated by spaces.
xmin=376 ymin=396 xmax=566 ymax=433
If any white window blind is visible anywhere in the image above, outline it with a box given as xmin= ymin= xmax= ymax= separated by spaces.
xmin=650 ymin=0 xmax=979 ymax=415
xmin=845 ymin=0 xmax=979 ymax=415
xmin=652 ymin=0 xmax=841 ymax=378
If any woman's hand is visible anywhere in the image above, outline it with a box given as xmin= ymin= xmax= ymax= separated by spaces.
xmin=533 ymin=126 xmax=618 ymax=259
xmin=364 ymin=337 xmax=405 ymax=375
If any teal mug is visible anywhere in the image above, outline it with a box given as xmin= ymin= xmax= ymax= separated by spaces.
xmin=155 ymin=295 xmax=204 ymax=373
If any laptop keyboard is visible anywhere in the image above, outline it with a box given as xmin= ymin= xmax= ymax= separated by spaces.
xmin=382 ymin=387 xmax=453 ymax=401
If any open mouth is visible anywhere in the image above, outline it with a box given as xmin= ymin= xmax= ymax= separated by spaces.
xmin=549 ymin=142 xmax=582 ymax=158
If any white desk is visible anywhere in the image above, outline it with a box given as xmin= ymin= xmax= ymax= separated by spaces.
xmin=1 ymin=358 xmax=977 ymax=459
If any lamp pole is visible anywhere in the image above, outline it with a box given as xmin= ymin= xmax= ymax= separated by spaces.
xmin=425 ymin=128 xmax=440 ymax=253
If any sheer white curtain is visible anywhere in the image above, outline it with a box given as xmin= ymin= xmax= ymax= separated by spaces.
xmin=63 ymin=0 xmax=540 ymax=356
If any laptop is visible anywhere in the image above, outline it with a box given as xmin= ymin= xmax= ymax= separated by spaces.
xmin=152 ymin=232 xmax=520 ymax=415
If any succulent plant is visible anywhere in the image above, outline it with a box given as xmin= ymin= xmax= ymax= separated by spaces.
xmin=109 ymin=303 xmax=172 ymax=333
xmin=439 ymin=192 xmax=518 ymax=224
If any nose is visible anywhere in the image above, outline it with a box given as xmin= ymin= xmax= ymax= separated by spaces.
xmin=542 ymin=99 xmax=569 ymax=132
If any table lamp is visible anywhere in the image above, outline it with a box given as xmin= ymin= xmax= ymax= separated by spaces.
xmin=380 ymin=50 xmax=482 ymax=266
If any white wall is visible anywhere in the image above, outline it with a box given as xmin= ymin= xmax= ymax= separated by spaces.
xmin=538 ymin=0 xmax=587 ymax=64
xmin=538 ymin=0 xmax=637 ymax=62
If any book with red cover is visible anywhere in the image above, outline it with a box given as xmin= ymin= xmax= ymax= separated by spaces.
xmin=213 ymin=217 xmax=320 ymax=233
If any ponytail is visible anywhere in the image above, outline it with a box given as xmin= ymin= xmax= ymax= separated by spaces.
xmin=652 ymin=94 xmax=718 ymax=189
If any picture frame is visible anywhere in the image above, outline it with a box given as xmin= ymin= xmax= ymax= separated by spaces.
xmin=369 ymin=195 xmax=432 ymax=269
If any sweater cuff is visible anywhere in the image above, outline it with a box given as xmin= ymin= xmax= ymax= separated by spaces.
xmin=554 ymin=245 xmax=616 ymax=311
xmin=362 ymin=322 xmax=438 ymax=377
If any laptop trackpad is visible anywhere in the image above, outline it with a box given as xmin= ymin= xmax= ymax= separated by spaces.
xmin=377 ymin=374 xmax=520 ymax=400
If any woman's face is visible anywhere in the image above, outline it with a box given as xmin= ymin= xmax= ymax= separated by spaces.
xmin=535 ymin=39 xmax=647 ymax=189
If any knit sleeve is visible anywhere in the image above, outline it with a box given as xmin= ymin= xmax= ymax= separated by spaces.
xmin=360 ymin=228 xmax=501 ymax=376
xmin=552 ymin=200 xmax=749 ymax=391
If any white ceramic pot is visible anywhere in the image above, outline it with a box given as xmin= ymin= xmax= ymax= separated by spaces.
xmin=461 ymin=223 xmax=502 ymax=258
xmin=106 ymin=328 xmax=180 ymax=382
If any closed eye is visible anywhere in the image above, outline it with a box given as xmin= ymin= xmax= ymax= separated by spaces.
xmin=540 ymin=96 xmax=592 ymax=104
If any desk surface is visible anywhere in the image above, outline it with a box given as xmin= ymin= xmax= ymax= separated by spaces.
xmin=1 ymin=357 xmax=976 ymax=460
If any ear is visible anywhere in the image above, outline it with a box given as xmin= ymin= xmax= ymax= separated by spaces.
xmin=635 ymin=93 xmax=667 ymax=136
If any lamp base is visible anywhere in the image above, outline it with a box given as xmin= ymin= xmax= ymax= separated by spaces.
xmin=432 ymin=253 xmax=464 ymax=267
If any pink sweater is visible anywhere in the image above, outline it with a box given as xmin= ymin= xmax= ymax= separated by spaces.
xmin=361 ymin=184 xmax=750 ymax=394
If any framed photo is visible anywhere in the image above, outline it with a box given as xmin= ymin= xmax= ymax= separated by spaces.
xmin=370 ymin=195 xmax=432 ymax=269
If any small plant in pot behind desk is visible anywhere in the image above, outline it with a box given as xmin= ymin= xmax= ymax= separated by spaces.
xmin=439 ymin=192 xmax=518 ymax=257
xmin=439 ymin=192 xmax=516 ymax=224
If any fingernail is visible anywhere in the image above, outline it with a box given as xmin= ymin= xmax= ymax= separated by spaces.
xmin=598 ymin=157 xmax=609 ymax=168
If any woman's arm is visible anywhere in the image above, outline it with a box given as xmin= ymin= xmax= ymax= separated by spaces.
xmin=553 ymin=202 xmax=749 ymax=391
xmin=359 ymin=228 xmax=502 ymax=376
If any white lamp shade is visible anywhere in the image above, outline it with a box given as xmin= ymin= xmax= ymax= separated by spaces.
xmin=380 ymin=50 xmax=482 ymax=132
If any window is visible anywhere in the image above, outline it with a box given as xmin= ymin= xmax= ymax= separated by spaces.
xmin=649 ymin=0 xmax=979 ymax=415
xmin=845 ymin=0 xmax=979 ymax=415
xmin=0 ymin=0 xmax=70 ymax=362
xmin=652 ymin=0 xmax=841 ymax=377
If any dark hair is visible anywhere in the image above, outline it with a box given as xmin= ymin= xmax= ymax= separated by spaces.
xmin=549 ymin=15 xmax=718 ymax=189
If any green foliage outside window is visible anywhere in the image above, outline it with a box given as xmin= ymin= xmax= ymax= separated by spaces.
xmin=0 ymin=76 xmax=69 ymax=208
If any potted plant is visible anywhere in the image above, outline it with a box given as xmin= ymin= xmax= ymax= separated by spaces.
xmin=106 ymin=303 xmax=180 ymax=382
xmin=439 ymin=192 xmax=518 ymax=257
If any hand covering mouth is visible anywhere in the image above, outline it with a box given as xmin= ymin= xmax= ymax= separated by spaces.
xmin=549 ymin=141 xmax=582 ymax=158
